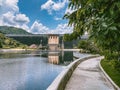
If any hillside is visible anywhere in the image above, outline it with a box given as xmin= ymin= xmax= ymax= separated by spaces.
xmin=0 ymin=33 xmax=27 ymax=48
xmin=0 ymin=26 xmax=31 ymax=35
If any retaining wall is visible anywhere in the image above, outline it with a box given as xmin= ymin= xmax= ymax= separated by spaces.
xmin=47 ymin=55 xmax=99 ymax=90
xmin=99 ymin=60 xmax=120 ymax=90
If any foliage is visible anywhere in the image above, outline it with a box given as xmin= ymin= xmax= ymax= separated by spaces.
xmin=64 ymin=0 xmax=120 ymax=73
xmin=63 ymin=34 xmax=71 ymax=41
xmin=0 ymin=26 xmax=31 ymax=35
xmin=11 ymin=36 xmax=48 ymax=46
xmin=64 ymin=0 xmax=120 ymax=55
xmin=114 ymin=60 xmax=120 ymax=72
xmin=78 ymin=40 xmax=89 ymax=50
xmin=78 ymin=40 xmax=99 ymax=53
xmin=0 ymin=33 xmax=27 ymax=49
xmin=0 ymin=41 xmax=2 ymax=48
xmin=10 ymin=36 xmax=73 ymax=49
xmin=63 ymin=32 xmax=81 ymax=41
xmin=101 ymin=59 xmax=120 ymax=87
xmin=4 ymin=39 xmax=11 ymax=45
xmin=101 ymin=50 xmax=119 ymax=60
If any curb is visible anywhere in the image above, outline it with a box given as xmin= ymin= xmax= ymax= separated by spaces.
xmin=99 ymin=59 xmax=120 ymax=90
xmin=47 ymin=55 xmax=99 ymax=90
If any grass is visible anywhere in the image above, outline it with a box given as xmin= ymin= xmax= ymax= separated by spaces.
xmin=101 ymin=59 xmax=120 ymax=87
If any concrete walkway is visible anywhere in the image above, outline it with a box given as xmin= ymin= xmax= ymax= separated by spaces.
xmin=65 ymin=57 xmax=115 ymax=90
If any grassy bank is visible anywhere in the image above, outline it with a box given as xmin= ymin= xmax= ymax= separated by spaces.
xmin=101 ymin=59 xmax=120 ymax=87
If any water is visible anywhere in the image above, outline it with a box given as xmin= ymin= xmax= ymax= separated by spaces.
xmin=0 ymin=50 xmax=73 ymax=90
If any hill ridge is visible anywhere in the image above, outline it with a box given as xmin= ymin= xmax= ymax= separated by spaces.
xmin=0 ymin=26 xmax=32 ymax=35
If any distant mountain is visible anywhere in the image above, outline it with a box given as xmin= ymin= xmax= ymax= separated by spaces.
xmin=0 ymin=26 xmax=32 ymax=35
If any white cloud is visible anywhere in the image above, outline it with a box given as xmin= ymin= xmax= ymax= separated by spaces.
xmin=41 ymin=0 xmax=54 ymax=14
xmin=15 ymin=14 xmax=30 ymax=24
xmin=41 ymin=0 xmax=67 ymax=14
xmin=52 ymin=0 xmax=66 ymax=11
xmin=1 ymin=12 xmax=30 ymax=29
xmin=2 ymin=12 xmax=16 ymax=25
xmin=54 ymin=23 xmax=73 ymax=34
xmin=0 ymin=0 xmax=30 ymax=31
xmin=65 ymin=7 xmax=76 ymax=14
xmin=20 ymin=25 xmax=30 ymax=32
xmin=0 ymin=0 xmax=19 ymax=14
xmin=30 ymin=21 xmax=73 ymax=34
xmin=30 ymin=21 xmax=49 ymax=34
xmin=0 ymin=0 xmax=73 ymax=34
xmin=5 ymin=0 xmax=19 ymax=12
xmin=54 ymin=17 xmax=62 ymax=21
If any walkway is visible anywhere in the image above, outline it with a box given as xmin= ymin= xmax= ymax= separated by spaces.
xmin=65 ymin=57 xmax=115 ymax=90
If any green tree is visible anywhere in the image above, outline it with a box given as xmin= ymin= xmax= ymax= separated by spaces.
xmin=0 ymin=41 xmax=2 ymax=48
xmin=64 ymin=0 xmax=120 ymax=56
xmin=78 ymin=40 xmax=99 ymax=53
xmin=63 ymin=34 xmax=71 ymax=41
xmin=4 ymin=39 xmax=11 ymax=46
xmin=78 ymin=40 xmax=89 ymax=50
xmin=64 ymin=0 xmax=120 ymax=72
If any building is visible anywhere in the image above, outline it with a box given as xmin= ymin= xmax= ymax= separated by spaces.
xmin=48 ymin=34 xmax=59 ymax=51
xmin=6 ymin=34 xmax=74 ymax=49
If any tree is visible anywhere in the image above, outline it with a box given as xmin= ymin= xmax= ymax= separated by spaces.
xmin=78 ymin=40 xmax=89 ymax=50
xmin=63 ymin=34 xmax=71 ymax=41
xmin=64 ymin=0 xmax=120 ymax=56
xmin=0 ymin=41 xmax=2 ymax=48
xmin=4 ymin=39 xmax=10 ymax=46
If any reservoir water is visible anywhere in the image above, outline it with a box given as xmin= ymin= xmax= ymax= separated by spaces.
xmin=0 ymin=50 xmax=74 ymax=90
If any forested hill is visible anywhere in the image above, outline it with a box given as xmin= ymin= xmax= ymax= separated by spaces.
xmin=0 ymin=32 xmax=27 ymax=48
xmin=0 ymin=26 xmax=31 ymax=35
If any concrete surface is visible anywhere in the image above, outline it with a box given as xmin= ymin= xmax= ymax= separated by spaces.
xmin=47 ymin=54 xmax=98 ymax=90
xmin=65 ymin=57 xmax=115 ymax=90
xmin=99 ymin=60 xmax=120 ymax=90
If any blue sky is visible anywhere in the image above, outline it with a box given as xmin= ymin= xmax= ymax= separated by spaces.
xmin=0 ymin=0 xmax=73 ymax=34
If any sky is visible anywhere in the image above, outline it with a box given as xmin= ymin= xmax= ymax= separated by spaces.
xmin=0 ymin=0 xmax=73 ymax=34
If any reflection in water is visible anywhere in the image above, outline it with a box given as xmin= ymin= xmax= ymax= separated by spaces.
xmin=0 ymin=50 xmax=31 ymax=59
xmin=48 ymin=52 xmax=59 ymax=64
xmin=0 ymin=51 xmax=66 ymax=90
xmin=0 ymin=50 xmax=74 ymax=90
xmin=48 ymin=51 xmax=73 ymax=65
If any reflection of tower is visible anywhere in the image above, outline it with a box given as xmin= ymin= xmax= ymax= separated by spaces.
xmin=48 ymin=52 xmax=59 ymax=64
xmin=61 ymin=50 xmax=64 ymax=62
xmin=39 ymin=39 xmax=42 ymax=49
xmin=61 ymin=39 xmax=64 ymax=49
xmin=48 ymin=34 xmax=59 ymax=51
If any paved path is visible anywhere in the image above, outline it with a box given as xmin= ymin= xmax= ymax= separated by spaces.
xmin=65 ymin=57 xmax=115 ymax=90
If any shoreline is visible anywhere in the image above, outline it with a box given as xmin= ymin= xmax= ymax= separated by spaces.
xmin=0 ymin=48 xmax=35 ymax=53
xmin=0 ymin=48 xmax=82 ymax=53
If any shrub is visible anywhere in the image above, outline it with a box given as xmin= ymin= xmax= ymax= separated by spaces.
xmin=78 ymin=40 xmax=99 ymax=54
xmin=0 ymin=42 xmax=2 ymax=48
xmin=101 ymin=59 xmax=120 ymax=87
xmin=114 ymin=60 xmax=120 ymax=72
